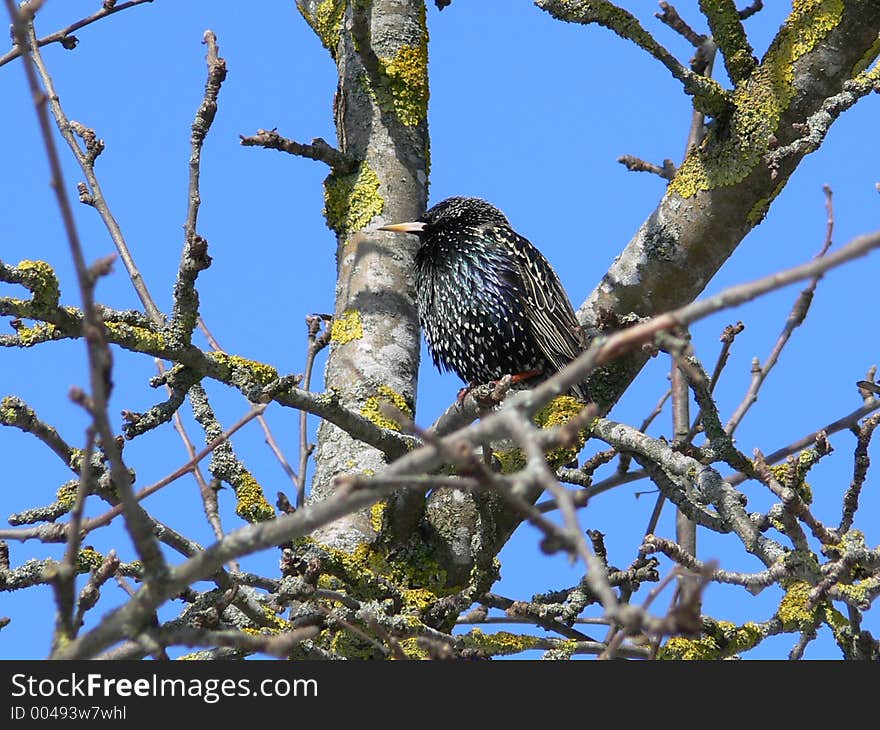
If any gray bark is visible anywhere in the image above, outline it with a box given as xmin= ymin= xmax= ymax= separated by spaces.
xmin=299 ymin=0 xmax=429 ymax=550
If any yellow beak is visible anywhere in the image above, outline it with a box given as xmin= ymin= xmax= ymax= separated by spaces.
xmin=378 ymin=221 xmax=427 ymax=233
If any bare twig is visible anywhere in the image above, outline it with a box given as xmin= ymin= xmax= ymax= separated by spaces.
xmin=55 ymin=423 xmax=99 ymax=644
xmin=537 ymin=0 xmax=730 ymax=117
xmin=738 ymin=1 xmax=764 ymax=20
xmin=22 ymin=17 xmax=163 ymax=324
xmin=840 ymin=412 xmax=880 ymax=534
xmin=727 ymin=398 xmax=880 ymax=487
xmin=155 ymin=359 xmax=234 ymax=569
xmin=73 ymin=550 xmax=120 ymax=632
xmin=240 ymin=129 xmax=355 ymax=173
xmin=298 ymin=314 xmax=333 ymax=507
xmin=0 ymin=0 xmax=154 ymax=69
xmin=671 ymin=348 xmax=697 ymax=598
xmin=10 ymin=6 xmax=166 ymax=593
xmin=79 ymin=404 xmax=268 ymax=537
xmin=655 ymin=2 xmax=706 ymax=47
xmin=617 ymin=154 xmax=676 ymax=180
xmin=195 ymin=319 xmax=300 ymax=495
xmin=726 ymin=187 xmax=836 ymax=435
xmin=764 ymin=75 xmax=880 ymax=175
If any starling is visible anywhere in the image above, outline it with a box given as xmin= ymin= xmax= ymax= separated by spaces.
xmin=379 ymin=196 xmax=589 ymax=400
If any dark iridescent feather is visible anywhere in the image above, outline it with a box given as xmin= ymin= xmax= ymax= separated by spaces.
xmin=382 ymin=196 xmax=590 ymax=400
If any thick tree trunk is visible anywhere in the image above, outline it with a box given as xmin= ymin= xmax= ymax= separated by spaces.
xmin=299 ymin=0 xmax=429 ymax=550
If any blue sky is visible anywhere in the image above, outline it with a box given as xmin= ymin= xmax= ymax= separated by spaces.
xmin=1 ymin=1 xmax=878 ymax=659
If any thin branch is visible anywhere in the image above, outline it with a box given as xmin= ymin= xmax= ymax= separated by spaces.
xmin=240 ymin=129 xmax=356 ymax=174
xmin=55 ymin=423 xmax=98 ymax=645
xmin=839 ymin=412 xmax=880 ymax=534
xmin=0 ymin=396 xmax=78 ymax=467
xmin=537 ymin=0 xmax=730 ymax=117
xmin=0 ymin=0 xmax=155 ymax=69
xmin=726 ymin=187 xmax=835 ymax=435
xmin=764 ymin=74 xmax=880 ymax=176
xmin=24 ymin=18 xmax=163 ymax=324
xmin=195 ymin=318 xmax=300 ymax=498
xmin=726 ymin=398 xmax=880 ymax=488
xmin=655 ymin=2 xmax=706 ymax=48
xmin=167 ymin=30 xmax=225 ymax=348
xmin=72 ymin=550 xmax=120 ymax=633
xmin=698 ymin=0 xmax=756 ymax=84
xmin=10 ymin=6 xmax=166 ymax=585
xmin=298 ymin=314 xmax=332 ymax=506
xmin=79 ymin=404 xmax=268 ymax=537
xmin=477 ymin=594 xmax=598 ymax=641
xmin=506 ymin=410 xmax=617 ymax=610
xmin=617 ymin=154 xmax=676 ymax=180
xmin=156 ymin=360 xmax=233 ymax=567
xmin=671 ymin=346 xmax=698 ymax=597
xmin=640 ymin=535 xmax=788 ymax=591
xmin=738 ymin=1 xmax=763 ymax=21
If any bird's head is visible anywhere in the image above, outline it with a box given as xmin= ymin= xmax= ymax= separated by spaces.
xmin=378 ymin=196 xmax=510 ymax=239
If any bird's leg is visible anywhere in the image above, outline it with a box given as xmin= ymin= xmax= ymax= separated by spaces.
xmin=505 ymin=368 xmax=543 ymax=387
xmin=457 ymin=369 xmax=543 ymax=402
xmin=455 ymin=369 xmax=543 ymax=407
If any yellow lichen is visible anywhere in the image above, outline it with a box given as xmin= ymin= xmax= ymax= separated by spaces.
xmin=360 ymin=385 xmax=413 ymax=431
xmin=398 ymin=637 xmax=429 ymax=659
xmin=323 ymin=162 xmax=384 ymax=238
xmin=14 ymin=322 xmax=61 ymax=347
xmin=330 ymin=309 xmax=363 ymax=344
xmin=660 ymin=635 xmax=720 ymax=660
xmin=68 ymin=449 xmax=85 ymax=471
xmin=659 ymin=620 xmax=763 ymax=659
xmin=458 ymin=628 xmax=543 ymax=656
xmin=746 ymin=179 xmax=787 ymax=226
xmin=76 ymin=547 xmax=104 ymax=571
xmin=370 ymin=499 xmax=389 ymax=534
xmin=769 ymin=450 xmax=817 ymax=504
xmin=361 ymin=3 xmax=428 ymax=127
xmin=852 ymin=35 xmax=880 ymax=76
xmin=492 ymin=447 xmax=527 ymax=474
xmin=250 ymin=604 xmax=291 ymax=633
xmin=15 ymin=260 xmax=60 ymax=309
xmin=778 ymin=580 xmax=816 ymax=630
xmin=533 ymin=395 xmax=590 ymax=468
xmin=233 ymin=473 xmax=275 ymax=523
xmin=834 ymin=577 xmax=880 ymax=606
xmin=699 ymin=0 xmax=756 ymax=82
xmin=376 ymin=44 xmax=429 ymax=127
xmin=211 ymin=352 xmax=279 ymax=387
xmin=318 ymin=538 xmax=456 ymax=619
xmin=0 ymin=396 xmax=21 ymax=425
xmin=104 ymin=321 xmax=166 ymax=353
xmin=670 ymin=0 xmax=844 ymax=199
xmin=56 ymin=481 xmax=79 ymax=508
xmin=298 ymin=0 xmax=346 ymax=57
xmin=821 ymin=603 xmax=850 ymax=644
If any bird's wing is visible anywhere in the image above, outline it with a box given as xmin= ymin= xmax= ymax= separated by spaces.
xmin=491 ymin=226 xmax=586 ymax=373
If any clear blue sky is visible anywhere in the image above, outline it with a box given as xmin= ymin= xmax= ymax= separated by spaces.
xmin=1 ymin=1 xmax=878 ymax=659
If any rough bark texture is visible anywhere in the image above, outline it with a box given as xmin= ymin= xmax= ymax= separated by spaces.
xmin=299 ymin=0 xmax=429 ymax=550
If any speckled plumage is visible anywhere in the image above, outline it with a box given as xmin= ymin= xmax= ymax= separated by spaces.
xmin=383 ymin=196 xmax=590 ymax=400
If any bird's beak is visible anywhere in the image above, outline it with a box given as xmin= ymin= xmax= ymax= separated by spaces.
xmin=378 ymin=221 xmax=426 ymax=234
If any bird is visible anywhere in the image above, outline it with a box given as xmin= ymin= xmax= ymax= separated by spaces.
xmin=379 ymin=196 xmax=590 ymax=401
